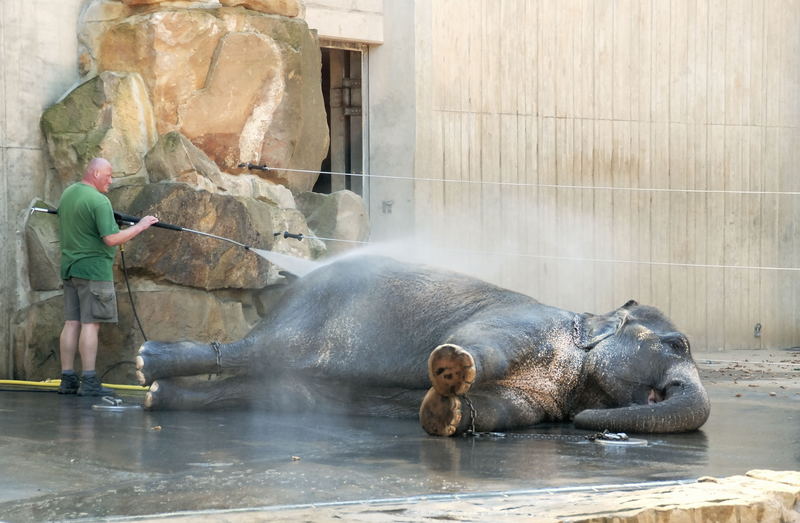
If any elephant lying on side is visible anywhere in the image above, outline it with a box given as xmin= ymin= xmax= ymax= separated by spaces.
xmin=136 ymin=255 xmax=710 ymax=435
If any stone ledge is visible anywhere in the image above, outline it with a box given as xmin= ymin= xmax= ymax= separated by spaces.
xmin=133 ymin=470 xmax=800 ymax=522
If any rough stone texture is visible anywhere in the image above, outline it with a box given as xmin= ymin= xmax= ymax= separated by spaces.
xmin=40 ymin=71 xmax=157 ymax=184
xmin=219 ymin=0 xmax=302 ymax=17
xmin=89 ymin=6 xmax=328 ymax=193
xmin=212 ymin=470 xmax=800 ymax=522
xmin=120 ymin=0 xmax=178 ymax=5
xmin=145 ymin=131 xmax=225 ymax=191
xmin=271 ymin=207 xmax=325 ymax=259
xmin=23 ymin=0 xmax=338 ymax=376
xmin=218 ymin=172 xmax=295 ymax=208
xmin=12 ymin=282 xmax=254 ymax=383
xmin=78 ymin=1 xmax=133 ymax=77
xmin=296 ymin=189 xmax=369 ymax=256
xmin=25 ymin=201 xmax=62 ymax=292
xmin=145 ymin=131 xmax=300 ymax=209
xmin=108 ymin=182 xmax=279 ymax=290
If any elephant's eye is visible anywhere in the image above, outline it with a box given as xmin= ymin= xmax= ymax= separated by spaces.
xmin=661 ymin=333 xmax=690 ymax=354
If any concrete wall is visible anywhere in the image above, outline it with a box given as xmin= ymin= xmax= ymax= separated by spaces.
xmin=0 ymin=0 xmax=86 ymax=377
xmin=412 ymin=0 xmax=800 ymax=351
xmin=364 ymin=0 xmax=415 ymax=240
xmin=305 ymin=0 xmax=384 ymax=44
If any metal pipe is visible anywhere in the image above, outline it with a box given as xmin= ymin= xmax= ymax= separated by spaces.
xmin=31 ymin=207 xmax=253 ymax=249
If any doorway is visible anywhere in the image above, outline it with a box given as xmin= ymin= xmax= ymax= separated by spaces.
xmin=315 ymin=43 xmax=367 ymax=196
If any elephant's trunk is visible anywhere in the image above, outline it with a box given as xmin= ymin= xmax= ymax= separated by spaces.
xmin=573 ymin=366 xmax=710 ymax=433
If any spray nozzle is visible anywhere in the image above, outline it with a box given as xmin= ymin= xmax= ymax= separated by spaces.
xmin=274 ymin=231 xmax=304 ymax=241
xmin=238 ymin=162 xmax=270 ymax=172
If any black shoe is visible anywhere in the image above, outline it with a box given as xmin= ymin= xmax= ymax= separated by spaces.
xmin=77 ymin=375 xmax=115 ymax=397
xmin=58 ymin=373 xmax=80 ymax=394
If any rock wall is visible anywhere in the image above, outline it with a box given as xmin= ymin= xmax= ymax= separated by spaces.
xmin=17 ymin=0 xmax=369 ymax=384
xmin=79 ymin=0 xmax=328 ymax=194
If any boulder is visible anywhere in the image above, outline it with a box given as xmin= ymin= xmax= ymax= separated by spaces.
xmin=270 ymin=207 xmax=325 ymax=260
xmin=296 ymin=190 xmax=369 ymax=256
xmin=145 ymin=131 xmax=225 ymax=191
xmin=108 ymin=182 xmax=281 ymax=290
xmin=90 ymin=6 xmax=328 ymax=193
xmin=78 ymin=1 xmax=133 ymax=77
xmin=218 ymin=172 xmax=295 ymax=208
xmin=25 ymin=201 xmax=61 ymax=291
xmin=120 ymin=0 xmax=178 ymax=5
xmin=13 ymin=281 xmax=254 ymax=384
xmin=40 ymin=71 xmax=157 ymax=184
xmin=145 ymin=131 xmax=299 ymax=209
xmin=219 ymin=0 xmax=302 ymax=17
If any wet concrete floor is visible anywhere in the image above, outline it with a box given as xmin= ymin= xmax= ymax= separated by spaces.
xmin=0 ymin=349 xmax=797 ymax=521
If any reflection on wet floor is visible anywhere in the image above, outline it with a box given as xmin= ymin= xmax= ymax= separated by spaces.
xmin=0 ymin=366 xmax=797 ymax=521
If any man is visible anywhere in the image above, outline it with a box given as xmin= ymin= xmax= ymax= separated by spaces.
xmin=57 ymin=158 xmax=158 ymax=396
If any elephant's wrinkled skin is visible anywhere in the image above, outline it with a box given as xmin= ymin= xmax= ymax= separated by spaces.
xmin=137 ymin=255 xmax=710 ymax=435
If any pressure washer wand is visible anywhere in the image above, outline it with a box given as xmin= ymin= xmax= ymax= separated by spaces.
xmin=30 ymin=207 xmax=252 ymax=250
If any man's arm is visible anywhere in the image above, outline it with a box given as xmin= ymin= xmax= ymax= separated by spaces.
xmin=103 ymin=216 xmax=159 ymax=246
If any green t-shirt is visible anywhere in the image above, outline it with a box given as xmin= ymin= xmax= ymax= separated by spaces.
xmin=58 ymin=182 xmax=120 ymax=281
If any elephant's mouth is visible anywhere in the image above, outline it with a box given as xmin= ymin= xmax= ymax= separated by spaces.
xmin=647 ymin=388 xmax=665 ymax=404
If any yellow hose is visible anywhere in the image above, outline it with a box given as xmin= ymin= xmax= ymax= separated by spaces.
xmin=0 ymin=379 xmax=148 ymax=391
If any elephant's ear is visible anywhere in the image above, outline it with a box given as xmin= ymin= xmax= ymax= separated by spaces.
xmin=574 ymin=308 xmax=630 ymax=350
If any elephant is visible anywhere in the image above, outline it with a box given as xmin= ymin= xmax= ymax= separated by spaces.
xmin=136 ymin=254 xmax=711 ymax=435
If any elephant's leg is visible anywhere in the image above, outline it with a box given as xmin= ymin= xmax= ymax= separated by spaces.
xmin=419 ymin=344 xmax=546 ymax=436
xmin=145 ymin=375 xmax=321 ymax=411
xmin=137 ymin=339 xmax=254 ymax=385
xmin=419 ymin=344 xmax=475 ymax=435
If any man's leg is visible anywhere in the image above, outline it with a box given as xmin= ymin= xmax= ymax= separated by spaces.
xmin=58 ymin=320 xmax=82 ymax=394
xmin=78 ymin=322 xmax=100 ymax=372
xmin=76 ymin=322 xmax=114 ymax=396
xmin=59 ymin=321 xmax=81 ymax=372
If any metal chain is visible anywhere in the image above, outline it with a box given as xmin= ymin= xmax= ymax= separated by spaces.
xmin=464 ymin=431 xmax=607 ymax=442
xmin=208 ymin=341 xmax=223 ymax=380
xmin=461 ymin=395 xmax=477 ymax=435
xmin=459 ymin=394 xmax=629 ymax=443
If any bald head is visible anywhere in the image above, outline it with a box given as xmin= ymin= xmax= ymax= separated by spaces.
xmin=82 ymin=158 xmax=114 ymax=193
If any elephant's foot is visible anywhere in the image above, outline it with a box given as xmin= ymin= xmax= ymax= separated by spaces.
xmin=419 ymin=344 xmax=476 ymax=436
xmin=135 ymin=355 xmax=148 ymax=386
xmin=419 ymin=388 xmax=462 ymax=436
xmin=427 ymin=344 xmax=475 ymax=396
xmin=143 ymin=381 xmax=158 ymax=409
xmin=144 ymin=377 xmax=258 ymax=410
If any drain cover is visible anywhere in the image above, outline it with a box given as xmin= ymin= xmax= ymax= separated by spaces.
xmin=92 ymin=396 xmax=142 ymax=412
xmin=594 ymin=437 xmax=648 ymax=446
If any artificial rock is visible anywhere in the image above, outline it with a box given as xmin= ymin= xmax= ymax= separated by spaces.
xmin=108 ymin=182 xmax=278 ymax=290
xmin=40 ymin=71 xmax=157 ymax=185
xmin=87 ymin=4 xmax=327 ymax=193
xmin=145 ymin=131 xmax=300 ymax=209
xmin=25 ymin=0 xmax=339 ymax=383
xmin=145 ymin=131 xmax=225 ymax=191
xmin=25 ymin=201 xmax=61 ymax=292
xmin=219 ymin=0 xmax=302 ymax=17
xmin=296 ymin=190 xmax=369 ymax=256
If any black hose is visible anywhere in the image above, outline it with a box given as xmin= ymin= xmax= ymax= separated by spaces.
xmin=120 ymin=247 xmax=147 ymax=342
xmin=99 ymin=361 xmax=136 ymax=381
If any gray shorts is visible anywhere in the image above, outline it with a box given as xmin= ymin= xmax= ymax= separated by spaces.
xmin=63 ymin=278 xmax=118 ymax=324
